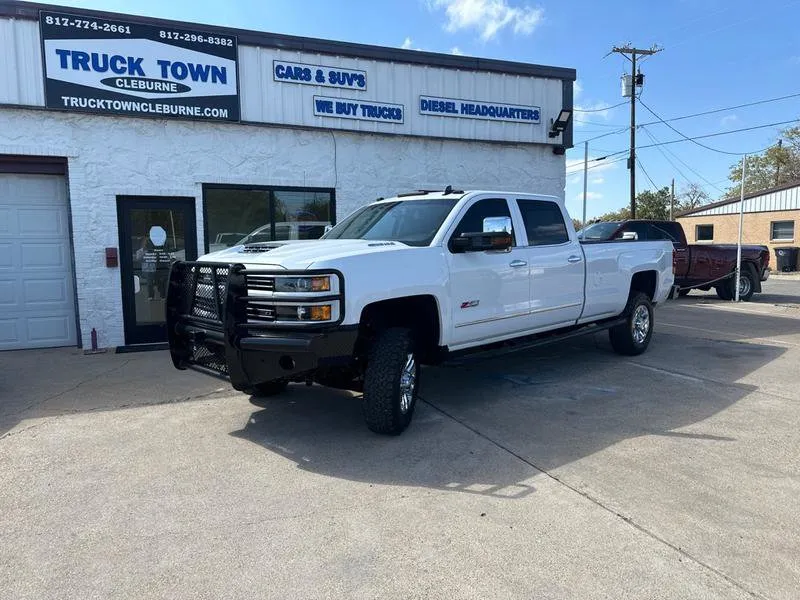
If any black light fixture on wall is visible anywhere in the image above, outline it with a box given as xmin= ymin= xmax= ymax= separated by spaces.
xmin=548 ymin=109 xmax=572 ymax=138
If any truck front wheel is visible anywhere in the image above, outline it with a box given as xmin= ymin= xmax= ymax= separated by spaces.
xmin=362 ymin=328 xmax=419 ymax=435
xmin=609 ymin=292 xmax=654 ymax=356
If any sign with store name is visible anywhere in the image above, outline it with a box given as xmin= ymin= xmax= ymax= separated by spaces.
xmin=39 ymin=11 xmax=239 ymax=121
xmin=419 ymin=95 xmax=540 ymax=124
xmin=273 ymin=60 xmax=367 ymax=90
xmin=313 ymin=96 xmax=403 ymax=124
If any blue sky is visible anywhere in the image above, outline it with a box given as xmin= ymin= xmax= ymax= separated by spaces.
xmin=38 ymin=0 xmax=800 ymax=219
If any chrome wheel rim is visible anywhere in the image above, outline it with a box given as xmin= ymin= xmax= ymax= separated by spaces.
xmin=739 ymin=276 xmax=751 ymax=297
xmin=399 ymin=353 xmax=417 ymax=413
xmin=632 ymin=305 xmax=650 ymax=344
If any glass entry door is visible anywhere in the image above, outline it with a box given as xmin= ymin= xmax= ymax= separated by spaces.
xmin=118 ymin=197 xmax=197 ymax=346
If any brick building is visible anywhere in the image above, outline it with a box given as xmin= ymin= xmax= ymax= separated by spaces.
xmin=677 ymin=181 xmax=800 ymax=271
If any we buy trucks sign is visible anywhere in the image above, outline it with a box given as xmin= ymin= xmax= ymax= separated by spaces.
xmin=39 ymin=10 xmax=240 ymax=122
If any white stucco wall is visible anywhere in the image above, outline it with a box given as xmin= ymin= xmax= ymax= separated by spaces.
xmin=0 ymin=107 xmax=565 ymax=348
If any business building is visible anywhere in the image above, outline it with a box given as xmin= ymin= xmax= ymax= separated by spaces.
xmin=677 ymin=181 xmax=800 ymax=271
xmin=0 ymin=0 xmax=575 ymax=350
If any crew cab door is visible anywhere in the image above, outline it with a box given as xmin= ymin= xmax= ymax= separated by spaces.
xmin=445 ymin=196 xmax=531 ymax=347
xmin=516 ymin=199 xmax=584 ymax=329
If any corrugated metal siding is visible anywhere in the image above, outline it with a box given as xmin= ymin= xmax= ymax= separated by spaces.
xmin=0 ymin=18 xmax=44 ymax=106
xmin=688 ymin=185 xmax=800 ymax=216
xmin=2 ymin=16 xmax=563 ymax=144
xmin=239 ymin=46 xmax=561 ymax=144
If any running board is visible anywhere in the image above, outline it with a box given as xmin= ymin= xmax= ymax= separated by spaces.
xmin=442 ymin=317 xmax=626 ymax=366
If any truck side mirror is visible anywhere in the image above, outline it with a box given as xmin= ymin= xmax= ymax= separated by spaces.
xmin=451 ymin=231 xmax=513 ymax=253
xmin=621 ymin=231 xmax=638 ymax=241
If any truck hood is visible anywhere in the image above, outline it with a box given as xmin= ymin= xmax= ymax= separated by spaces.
xmin=198 ymin=239 xmax=410 ymax=269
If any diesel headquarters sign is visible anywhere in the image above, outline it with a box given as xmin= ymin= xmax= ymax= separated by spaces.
xmin=40 ymin=11 xmax=240 ymax=121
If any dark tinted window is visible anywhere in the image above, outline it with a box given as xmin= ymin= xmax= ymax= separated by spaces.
xmin=578 ymin=221 xmax=621 ymax=240
xmin=517 ymin=200 xmax=569 ymax=246
xmin=616 ymin=221 xmax=650 ymax=241
xmin=696 ymin=224 xmax=714 ymax=241
xmin=649 ymin=223 xmax=681 ymax=243
xmin=451 ymin=198 xmax=514 ymax=243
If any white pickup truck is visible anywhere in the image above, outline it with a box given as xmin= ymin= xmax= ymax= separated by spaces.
xmin=167 ymin=189 xmax=677 ymax=434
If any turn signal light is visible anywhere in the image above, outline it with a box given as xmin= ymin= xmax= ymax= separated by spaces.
xmin=310 ymin=305 xmax=332 ymax=321
xmin=311 ymin=276 xmax=331 ymax=292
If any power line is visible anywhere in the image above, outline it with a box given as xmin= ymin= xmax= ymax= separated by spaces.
xmin=640 ymin=125 xmax=726 ymax=194
xmin=566 ymin=155 xmax=628 ymax=175
xmin=574 ymin=101 xmax=627 ymax=113
xmin=638 ymin=91 xmax=800 ymax=128
xmin=573 ymin=126 xmax=630 ymax=145
xmin=601 ymin=113 xmax=797 ymax=158
xmin=574 ymin=119 xmax=626 ymax=127
xmin=638 ymin=99 xmax=784 ymax=155
xmin=573 ymin=91 xmax=800 ymax=146
xmin=641 ymin=127 xmax=694 ymax=186
xmin=636 ymin=157 xmax=660 ymax=189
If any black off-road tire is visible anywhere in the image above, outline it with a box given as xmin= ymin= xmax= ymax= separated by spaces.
xmin=609 ymin=292 xmax=654 ymax=356
xmin=716 ymin=282 xmax=733 ymax=301
xmin=362 ymin=328 xmax=419 ymax=435
xmin=249 ymin=379 xmax=289 ymax=398
xmin=678 ymin=289 xmax=691 ymax=297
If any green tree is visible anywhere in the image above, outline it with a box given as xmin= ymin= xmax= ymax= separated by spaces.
xmin=679 ymin=182 xmax=711 ymax=211
xmin=727 ymin=125 xmax=800 ymax=196
xmin=635 ymin=187 xmax=672 ymax=220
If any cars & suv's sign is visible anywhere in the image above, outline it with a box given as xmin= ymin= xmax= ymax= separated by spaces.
xmin=39 ymin=11 xmax=240 ymax=121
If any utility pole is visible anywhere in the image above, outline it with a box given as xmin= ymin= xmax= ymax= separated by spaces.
xmin=670 ymin=178 xmax=675 ymax=220
xmin=582 ymin=141 xmax=588 ymax=228
xmin=611 ymin=44 xmax=662 ymax=219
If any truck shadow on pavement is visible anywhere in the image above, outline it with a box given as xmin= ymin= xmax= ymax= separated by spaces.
xmin=231 ymin=308 xmax=796 ymax=497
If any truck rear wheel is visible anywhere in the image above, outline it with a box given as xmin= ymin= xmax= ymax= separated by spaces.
xmin=609 ymin=292 xmax=653 ymax=356
xmin=362 ymin=328 xmax=419 ymax=435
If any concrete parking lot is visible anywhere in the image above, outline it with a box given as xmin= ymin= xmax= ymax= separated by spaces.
xmin=1 ymin=278 xmax=799 ymax=599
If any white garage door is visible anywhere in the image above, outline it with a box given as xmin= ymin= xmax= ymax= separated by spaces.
xmin=0 ymin=174 xmax=77 ymax=350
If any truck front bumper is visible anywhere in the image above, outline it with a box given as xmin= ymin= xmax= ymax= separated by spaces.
xmin=166 ymin=262 xmax=356 ymax=390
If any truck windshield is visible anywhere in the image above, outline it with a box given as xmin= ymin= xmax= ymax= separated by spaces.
xmin=323 ymin=199 xmax=459 ymax=246
xmin=578 ymin=221 xmax=621 ymax=240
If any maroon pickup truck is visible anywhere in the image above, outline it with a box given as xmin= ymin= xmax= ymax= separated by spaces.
xmin=579 ymin=220 xmax=770 ymax=301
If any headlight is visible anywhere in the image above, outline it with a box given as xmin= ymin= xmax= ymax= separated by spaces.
xmin=274 ymin=276 xmax=331 ymax=293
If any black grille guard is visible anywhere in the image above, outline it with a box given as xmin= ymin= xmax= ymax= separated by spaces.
xmin=166 ymin=261 xmax=344 ymax=388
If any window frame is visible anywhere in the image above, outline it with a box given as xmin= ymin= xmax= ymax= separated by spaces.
xmin=770 ymin=220 xmax=795 ymax=242
xmin=201 ymin=183 xmax=336 ymax=254
xmin=516 ymin=198 xmax=571 ymax=247
xmin=695 ymin=224 xmax=714 ymax=242
xmin=446 ymin=196 xmax=517 ymax=253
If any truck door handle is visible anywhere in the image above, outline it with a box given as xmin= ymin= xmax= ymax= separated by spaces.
xmin=509 ymin=260 xmax=528 ymax=268
xmin=567 ymin=255 xmax=583 ymax=263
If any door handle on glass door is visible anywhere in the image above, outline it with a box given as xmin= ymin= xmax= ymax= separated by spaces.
xmin=509 ymin=260 xmax=528 ymax=268
xmin=567 ymin=255 xmax=582 ymax=263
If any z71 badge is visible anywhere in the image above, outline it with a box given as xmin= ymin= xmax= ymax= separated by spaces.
xmin=460 ymin=300 xmax=480 ymax=309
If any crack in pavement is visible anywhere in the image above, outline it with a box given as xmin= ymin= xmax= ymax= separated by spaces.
xmin=421 ymin=396 xmax=769 ymax=600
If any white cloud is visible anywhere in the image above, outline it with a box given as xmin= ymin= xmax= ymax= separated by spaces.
xmin=574 ymin=191 xmax=603 ymax=201
xmin=573 ymin=101 xmax=615 ymax=126
xmin=401 ymin=37 xmax=414 ymax=49
xmin=591 ymin=177 xmax=604 ymax=185
xmin=720 ymin=114 xmax=738 ymax=128
xmin=574 ymin=80 xmax=583 ymax=98
xmin=428 ymin=0 xmax=544 ymax=41
xmin=450 ymin=46 xmax=465 ymax=55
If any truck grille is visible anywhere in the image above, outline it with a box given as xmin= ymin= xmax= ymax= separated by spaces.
xmin=190 ymin=265 xmax=229 ymax=322
xmin=247 ymin=274 xmax=275 ymax=292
